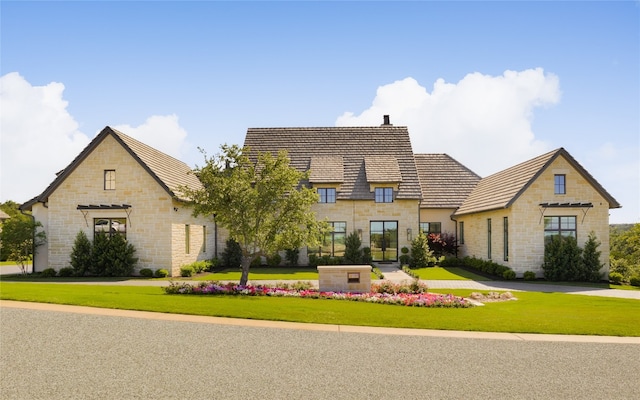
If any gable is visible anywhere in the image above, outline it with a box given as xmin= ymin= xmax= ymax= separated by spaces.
xmin=22 ymin=127 xmax=201 ymax=210
xmin=455 ymin=148 xmax=620 ymax=216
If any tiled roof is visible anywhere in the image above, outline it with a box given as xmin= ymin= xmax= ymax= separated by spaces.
xmin=454 ymin=148 xmax=621 ymax=216
xmin=243 ymin=126 xmax=422 ymax=200
xmin=309 ymin=156 xmax=344 ymax=183
xmin=364 ymin=156 xmax=402 ymax=183
xmin=414 ymin=154 xmax=480 ymax=208
xmin=22 ymin=126 xmax=201 ymax=210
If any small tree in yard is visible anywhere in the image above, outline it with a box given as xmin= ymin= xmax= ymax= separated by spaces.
xmin=343 ymin=231 xmax=363 ymax=264
xmin=1 ymin=216 xmax=46 ymax=274
xmin=182 ymin=144 xmax=329 ymax=286
xmin=70 ymin=230 xmax=92 ymax=276
xmin=410 ymin=232 xmax=439 ymax=268
xmin=581 ymin=232 xmax=603 ymax=282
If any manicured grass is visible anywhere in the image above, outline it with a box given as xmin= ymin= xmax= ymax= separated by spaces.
xmin=408 ymin=266 xmax=491 ymax=281
xmin=1 ymin=282 xmax=638 ymax=336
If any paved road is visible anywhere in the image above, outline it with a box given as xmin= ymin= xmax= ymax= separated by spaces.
xmin=1 ymin=303 xmax=639 ymax=400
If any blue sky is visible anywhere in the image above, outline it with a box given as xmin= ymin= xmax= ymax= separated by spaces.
xmin=1 ymin=1 xmax=638 ymax=224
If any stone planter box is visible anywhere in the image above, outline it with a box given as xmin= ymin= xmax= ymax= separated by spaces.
xmin=317 ymin=265 xmax=372 ymax=293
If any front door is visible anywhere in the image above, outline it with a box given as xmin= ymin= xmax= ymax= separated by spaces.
xmin=370 ymin=221 xmax=398 ymax=262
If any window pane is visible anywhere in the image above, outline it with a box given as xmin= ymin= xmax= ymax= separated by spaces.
xmin=544 ymin=217 xmax=559 ymax=230
xmin=554 ymin=174 xmax=565 ymax=194
xmin=327 ymin=188 xmax=336 ymax=203
xmin=561 ymin=216 xmax=576 ymax=230
xmin=334 ymin=222 xmax=346 ymax=233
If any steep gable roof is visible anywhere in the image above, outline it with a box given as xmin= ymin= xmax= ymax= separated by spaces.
xmin=454 ymin=148 xmax=621 ymax=216
xmin=414 ymin=154 xmax=481 ymax=208
xmin=243 ymin=126 xmax=422 ymax=200
xmin=22 ymin=126 xmax=201 ymax=210
xmin=309 ymin=156 xmax=344 ymax=183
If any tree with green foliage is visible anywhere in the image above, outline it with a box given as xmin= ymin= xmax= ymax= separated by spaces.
xmin=343 ymin=231 xmax=363 ymax=264
xmin=409 ymin=232 xmax=439 ymax=268
xmin=610 ymin=223 xmax=640 ymax=281
xmin=70 ymin=230 xmax=93 ymax=276
xmin=103 ymin=232 xmax=138 ymax=276
xmin=581 ymin=232 xmax=603 ymax=282
xmin=182 ymin=144 xmax=329 ymax=285
xmin=89 ymin=232 xmax=110 ymax=276
xmin=1 ymin=215 xmax=46 ymax=274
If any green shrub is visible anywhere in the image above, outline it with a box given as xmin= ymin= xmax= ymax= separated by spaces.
xmin=285 ymin=249 xmax=299 ymax=267
xmin=608 ymin=272 xmax=623 ymax=285
xmin=58 ymin=267 xmax=74 ymax=277
xmin=180 ymin=266 xmax=194 ymax=277
xmin=410 ymin=232 xmax=438 ymax=268
xmin=89 ymin=232 xmax=110 ymax=276
xmin=308 ymin=253 xmax=319 ymax=268
xmin=221 ymin=238 xmax=242 ymax=268
xmin=629 ymin=275 xmax=640 ymax=287
xmin=343 ymin=231 xmax=363 ymax=265
xmin=208 ymin=257 xmax=220 ymax=271
xmin=581 ymin=232 xmax=604 ymax=282
xmin=399 ymin=254 xmax=411 ymax=266
xmin=523 ymin=271 xmax=536 ymax=281
xmin=69 ymin=230 xmax=92 ymax=276
xmin=543 ymin=235 xmax=583 ymax=281
xmin=362 ymin=247 xmax=372 ymax=265
xmin=184 ymin=260 xmax=210 ymax=274
xmin=139 ymin=268 xmax=154 ymax=278
xmin=438 ymin=257 xmax=459 ymax=268
xmin=502 ymin=269 xmax=516 ymax=280
xmin=41 ymin=268 xmax=57 ymax=277
xmin=155 ymin=269 xmax=169 ymax=278
xmin=104 ymin=233 xmax=138 ymax=277
xmin=266 ymin=253 xmax=282 ymax=267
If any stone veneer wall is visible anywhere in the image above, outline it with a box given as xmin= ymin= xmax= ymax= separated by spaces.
xmin=457 ymin=156 xmax=611 ymax=278
xmin=317 ymin=265 xmax=372 ymax=292
xmin=32 ymin=135 xmax=221 ymax=277
xmin=308 ymin=198 xmax=420 ymax=266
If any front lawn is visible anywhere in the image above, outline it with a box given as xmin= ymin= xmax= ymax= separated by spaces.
xmin=407 ymin=266 xmax=491 ymax=281
xmin=1 ymin=282 xmax=638 ymax=336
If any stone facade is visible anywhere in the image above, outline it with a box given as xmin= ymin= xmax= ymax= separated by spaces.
xmin=317 ymin=265 xmax=372 ymax=293
xmin=456 ymin=155 xmax=612 ymax=277
xmin=29 ymin=133 xmax=223 ymax=277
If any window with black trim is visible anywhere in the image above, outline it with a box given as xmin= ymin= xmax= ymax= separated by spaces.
xmin=94 ymin=218 xmax=126 ymax=239
xmin=311 ymin=221 xmax=346 ymax=257
xmin=318 ymin=188 xmax=336 ymax=203
xmin=419 ymin=222 xmax=441 ymax=234
xmin=375 ymin=187 xmax=393 ymax=203
xmin=503 ymin=217 xmax=509 ymax=262
xmin=487 ymin=218 xmax=492 ymax=259
xmin=554 ymin=174 xmax=566 ymax=194
xmin=459 ymin=222 xmax=465 ymax=244
xmin=185 ymin=225 xmax=190 ymax=254
xmin=104 ymin=170 xmax=116 ymax=190
xmin=544 ymin=216 xmax=576 ymax=242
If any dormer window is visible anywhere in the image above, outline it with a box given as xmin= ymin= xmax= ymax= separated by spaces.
xmin=104 ymin=170 xmax=116 ymax=190
xmin=375 ymin=187 xmax=393 ymax=203
xmin=318 ymin=188 xmax=336 ymax=203
xmin=554 ymin=174 xmax=566 ymax=194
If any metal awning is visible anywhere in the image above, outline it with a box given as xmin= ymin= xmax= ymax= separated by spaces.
xmin=77 ymin=204 xmax=131 ymax=210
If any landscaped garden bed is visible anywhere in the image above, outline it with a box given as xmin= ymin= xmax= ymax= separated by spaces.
xmin=163 ymin=280 xmax=473 ymax=308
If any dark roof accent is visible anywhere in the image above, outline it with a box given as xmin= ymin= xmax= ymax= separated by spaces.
xmin=21 ymin=126 xmax=201 ymax=211
xmin=455 ymin=148 xmax=621 ymax=216
xmin=77 ymin=204 xmax=132 ymax=210
xmin=414 ymin=154 xmax=481 ymax=209
xmin=539 ymin=202 xmax=593 ymax=208
xmin=243 ymin=126 xmax=422 ymax=200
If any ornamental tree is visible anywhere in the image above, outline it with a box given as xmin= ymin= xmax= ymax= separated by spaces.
xmin=1 ymin=215 xmax=46 ymax=274
xmin=183 ymin=144 xmax=329 ymax=286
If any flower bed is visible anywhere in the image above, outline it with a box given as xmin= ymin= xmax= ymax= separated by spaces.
xmin=163 ymin=281 xmax=472 ymax=308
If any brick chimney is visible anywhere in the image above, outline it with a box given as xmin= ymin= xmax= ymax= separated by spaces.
xmin=382 ymin=115 xmax=392 ymax=126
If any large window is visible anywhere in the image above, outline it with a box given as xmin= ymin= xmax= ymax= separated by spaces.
xmin=313 ymin=221 xmax=346 ymax=257
xmin=487 ymin=218 xmax=492 ymax=259
xmin=104 ymin=170 xmax=116 ymax=190
xmin=375 ymin=187 xmax=393 ymax=203
xmin=318 ymin=188 xmax=336 ymax=203
xmin=419 ymin=222 xmax=441 ymax=234
xmin=544 ymin=216 xmax=576 ymax=241
xmin=370 ymin=221 xmax=398 ymax=262
xmin=554 ymin=174 xmax=566 ymax=195
xmin=503 ymin=217 xmax=509 ymax=262
xmin=94 ymin=218 xmax=126 ymax=239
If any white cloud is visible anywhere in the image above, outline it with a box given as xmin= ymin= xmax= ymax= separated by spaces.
xmin=113 ymin=115 xmax=190 ymax=161
xmin=336 ymin=68 xmax=561 ymax=176
xmin=0 ymin=72 xmax=91 ymax=203
xmin=0 ymin=72 xmax=192 ymax=204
